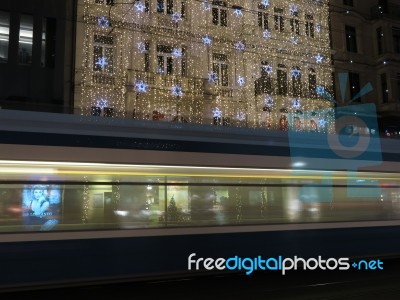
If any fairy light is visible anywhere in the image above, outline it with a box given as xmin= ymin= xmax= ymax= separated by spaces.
xmin=78 ymin=0 xmax=334 ymax=132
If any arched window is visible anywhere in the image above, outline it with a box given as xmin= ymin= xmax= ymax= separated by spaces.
xmin=255 ymin=61 xmax=272 ymax=95
xmin=291 ymin=66 xmax=301 ymax=97
xmin=308 ymin=68 xmax=317 ymax=98
xmin=277 ymin=64 xmax=287 ymax=95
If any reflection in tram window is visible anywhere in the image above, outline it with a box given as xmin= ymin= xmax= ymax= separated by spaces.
xmin=18 ymin=15 xmax=33 ymax=65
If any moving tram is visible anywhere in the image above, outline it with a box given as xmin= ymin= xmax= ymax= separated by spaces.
xmin=0 ymin=110 xmax=400 ymax=290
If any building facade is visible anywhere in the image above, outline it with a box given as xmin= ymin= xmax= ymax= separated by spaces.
xmin=330 ymin=0 xmax=400 ymax=135
xmin=0 ymin=0 xmax=76 ymax=113
xmin=75 ymin=0 xmax=335 ymax=132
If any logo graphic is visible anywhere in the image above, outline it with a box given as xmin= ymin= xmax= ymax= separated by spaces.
xmin=288 ymin=73 xmax=382 ymax=199
xmin=188 ymin=254 xmax=384 ymax=276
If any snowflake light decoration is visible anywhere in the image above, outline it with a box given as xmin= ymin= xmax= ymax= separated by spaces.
xmin=236 ymin=112 xmax=246 ymax=121
xmin=97 ymin=16 xmax=109 ymax=28
xmin=289 ymin=3 xmax=298 ymax=16
xmin=171 ymin=12 xmax=182 ymax=23
xmin=134 ymin=1 xmax=146 ymax=12
xmin=208 ymin=72 xmax=218 ymax=83
xmin=263 ymin=64 xmax=273 ymax=75
xmin=172 ymin=48 xmax=182 ymax=58
xmin=264 ymin=96 xmax=274 ymax=107
xmin=135 ymin=80 xmax=148 ymax=93
xmin=235 ymin=41 xmax=245 ymax=51
xmin=315 ymin=53 xmax=324 ymax=63
xmin=203 ymin=0 xmax=211 ymax=11
xmin=237 ymin=76 xmax=245 ymax=86
xmin=290 ymin=36 xmax=298 ymax=45
xmin=137 ymin=41 xmax=147 ymax=53
xmin=202 ymin=35 xmax=212 ymax=46
xmin=263 ymin=29 xmax=272 ymax=39
xmin=96 ymin=98 xmax=108 ymax=109
xmin=318 ymin=118 xmax=327 ymax=128
xmin=291 ymin=68 xmax=301 ymax=78
xmin=212 ymin=107 xmax=222 ymax=118
xmin=171 ymin=85 xmax=183 ymax=97
xmin=316 ymin=85 xmax=325 ymax=96
xmin=233 ymin=8 xmax=243 ymax=17
xmin=261 ymin=0 xmax=269 ymax=6
xmin=96 ymin=57 xmax=108 ymax=69
xmin=292 ymin=98 xmax=301 ymax=109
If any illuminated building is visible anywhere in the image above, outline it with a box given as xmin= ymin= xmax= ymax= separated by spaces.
xmin=75 ymin=0 xmax=335 ymax=132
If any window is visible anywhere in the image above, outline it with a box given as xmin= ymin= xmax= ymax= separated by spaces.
xmin=343 ymin=0 xmax=353 ymax=6
xmin=212 ymin=1 xmax=227 ymax=27
xmin=157 ymin=45 xmax=173 ymax=74
xmin=93 ymin=35 xmax=114 ymax=73
xmin=18 ymin=15 xmax=33 ymax=65
xmin=381 ymin=73 xmax=388 ymax=103
xmin=0 ymin=11 xmax=10 ymax=63
xmin=95 ymin=0 xmax=115 ymax=5
xmin=41 ymin=18 xmax=56 ymax=68
xmin=255 ymin=61 xmax=272 ymax=95
xmin=305 ymin=14 xmax=314 ymax=38
xmin=349 ymin=72 xmax=360 ymax=101
xmin=144 ymin=42 xmax=150 ymax=72
xmin=274 ymin=8 xmax=284 ymax=32
xmin=258 ymin=4 xmax=269 ymax=30
xmin=345 ymin=25 xmax=357 ymax=53
xmin=376 ymin=27 xmax=383 ymax=55
xmin=393 ymin=27 xmax=400 ymax=53
xmin=292 ymin=66 xmax=301 ymax=97
xmin=277 ymin=64 xmax=288 ymax=95
xmin=157 ymin=0 xmax=174 ymax=14
xmin=212 ymin=53 xmax=228 ymax=86
xmin=181 ymin=47 xmax=187 ymax=76
xmin=290 ymin=18 xmax=300 ymax=35
xmin=308 ymin=68 xmax=317 ymax=98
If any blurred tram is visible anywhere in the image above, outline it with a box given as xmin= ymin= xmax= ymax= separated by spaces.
xmin=0 ymin=110 xmax=400 ymax=290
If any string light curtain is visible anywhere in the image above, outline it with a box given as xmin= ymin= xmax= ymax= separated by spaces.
xmin=78 ymin=0 xmax=335 ymax=133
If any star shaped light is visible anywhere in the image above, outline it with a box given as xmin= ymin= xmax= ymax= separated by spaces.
xmin=203 ymin=0 xmax=211 ymax=11
xmin=264 ymin=96 xmax=274 ymax=107
xmin=318 ymin=118 xmax=327 ymax=127
xmin=134 ymin=1 xmax=146 ymax=12
xmin=171 ymin=84 xmax=183 ymax=97
xmin=263 ymin=29 xmax=272 ymax=39
xmin=290 ymin=36 xmax=298 ymax=45
xmin=171 ymin=12 xmax=182 ymax=23
xmin=315 ymin=53 xmax=324 ymax=63
xmin=135 ymin=80 xmax=148 ymax=93
xmin=263 ymin=64 xmax=273 ymax=75
xmin=235 ymin=41 xmax=245 ymax=51
xmin=96 ymin=57 xmax=108 ymax=69
xmin=172 ymin=48 xmax=182 ymax=58
xmin=137 ymin=41 xmax=147 ymax=53
xmin=202 ymin=35 xmax=212 ymax=46
xmin=292 ymin=99 xmax=301 ymax=109
xmin=236 ymin=112 xmax=246 ymax=121
xmin=289 ymin=3 xmax=298 ymax=16
xmin=291 ymin=68 xmax=301 ymax=78
xmin=97 ymin=16 xmax=109 ymax=28
xmin=212 ymin=107 xmax=222 ymax=118
xmin=96 ymin=98 xmax=108 ymax=109
xmin=233 ymin=8 xmax=243 ymax=17
xmin=208 ymin=72 xmax=218 ymax=83
xmin=316 ymin=85 xmax=325 ymax=96
xmin=237 ymin=76 xmax=245 ymax=86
